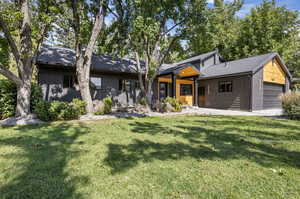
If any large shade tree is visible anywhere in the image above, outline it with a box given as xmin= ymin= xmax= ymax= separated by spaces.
xmin=52 ymin=0 xmax=108 ymax=114
xmin=237 ymin=0 xmax=300 ymax=76
xmin=0 ymin=0 xmax=57 ymax=117
xmin=104 ymin=0 xmax=206 ymax=106
xmin=188 ymin=0 xmax=300 ymax=76
xmin=187 ymin=0 xmax=243 ymax=60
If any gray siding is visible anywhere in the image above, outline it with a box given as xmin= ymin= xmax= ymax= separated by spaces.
xmin=199 ymin=75 xmax=251 ymax=110
xmin=38 ymin=68 xmax=141 ymax=106
xmin=251 ymin=68 xmax=264 ymax=110
xmin=251 ymin=68 xmax=290 ymax=111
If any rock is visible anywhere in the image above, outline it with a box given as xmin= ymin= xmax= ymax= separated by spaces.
xmin=93 ymin=100 xmax=105 ymax=114
xmin=163 ymin=102 xmax=175 ymax=113
xmin=0 ymin=114 xmax=44 ymax=126
xmin=134 ymin=104 xmax=150 ymax=113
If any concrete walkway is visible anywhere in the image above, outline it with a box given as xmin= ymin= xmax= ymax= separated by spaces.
xmin=80 ymin=107 xmax=284 ymax=121
xmin=149 ymin=107 xmax=284 ymax=117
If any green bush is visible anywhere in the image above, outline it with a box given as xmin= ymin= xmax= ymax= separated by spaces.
xmin=30 ymin=83 xmax=43 ymax=112
xmin=72 ymin=98 xmax=87 ymax=115
xmin=34 ymin=100 xmax=52 ymax=121
xmin=49 ymin=101 xmax=79 ymax=121
xmin=281 ymin=91 xmax=300 ymax=120
xmin=139 ymin=97 xmax=147 ymax=106
xmin=34 ymin=100 xmax=80 ymax=121
xmin=163 ymin=97 xmax=182 ymax=112
xmin=0 ymin=80 xmax=17 ymax=119
xmin=95 ymin=97 xmax=113 ymax=115
xmin=103 ymin=97 xmax=113 ymax=114
xmin=0 ymin=80 xmax=44 ymax=120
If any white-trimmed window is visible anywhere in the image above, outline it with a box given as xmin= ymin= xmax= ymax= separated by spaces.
xmin=90 ymin=77 xmax=102 ymax=89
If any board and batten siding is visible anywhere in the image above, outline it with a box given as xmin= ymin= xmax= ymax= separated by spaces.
xmin=38 ymin=67 xmax=141 ymax=106
xmin=263 ymin=59 xmax=286 ymax=85
xmin=199 ymin=75 xmax=251 ymax=110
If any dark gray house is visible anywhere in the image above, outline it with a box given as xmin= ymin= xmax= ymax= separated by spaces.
xmin=37 ymin=46 xmax=292 ymax=111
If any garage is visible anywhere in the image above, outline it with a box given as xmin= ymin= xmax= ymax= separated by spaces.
xmin=263 ymin=83 xmax=284 ymax=109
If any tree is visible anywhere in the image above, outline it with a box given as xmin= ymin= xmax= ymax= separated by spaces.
xmin=107 ymin=0 xmax=206 ymax=106
xmin=187 ymin=0 xmax=243 ymax=60
xmin=0 ymin=0 xmax=56 ymax=117
xmin=237 ymin=0 xmax=300 ymax=76
xmin=68 ymin=0 xmax=107 ymax=114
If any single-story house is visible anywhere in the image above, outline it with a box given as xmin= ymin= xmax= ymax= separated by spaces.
xmin=37 ymin=46 xmax=292 ymax=111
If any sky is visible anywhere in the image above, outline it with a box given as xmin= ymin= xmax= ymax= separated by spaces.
xmin=207 ymin=0 xmax=300 ymax=17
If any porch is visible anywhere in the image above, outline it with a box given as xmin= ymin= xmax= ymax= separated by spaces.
xmin=157 ymin=64 xmax=200 ymax=106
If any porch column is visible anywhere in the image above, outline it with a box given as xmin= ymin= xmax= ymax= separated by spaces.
xmin=194 ymin=77 xmax=198 ymax=106
xmin=172 ymin=73 xmax=176 ymax=98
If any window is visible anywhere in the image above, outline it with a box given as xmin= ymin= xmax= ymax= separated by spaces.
xmin=198 ymin=86 xmax=205 ymax=96
xmin=180 ymin=84 xmax=193 ymax=96
xmin=219 ymin=81 xmax=232 ymax=93
xmin=63 ymin=75 xmax=76 ymax=88
xmin=119 ymin=79 xmax=139 ymax=91
xmin=90 ymin=77 xmax=102 ymax=89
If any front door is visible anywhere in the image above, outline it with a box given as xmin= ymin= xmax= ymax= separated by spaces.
xmin=159 ymin=82 xmax=168 ymax=101
xmin=198 ymin=86 xmax=205 ymax=106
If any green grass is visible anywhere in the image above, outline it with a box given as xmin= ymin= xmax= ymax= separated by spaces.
xmin=0 ymin=116 xmax=300 ymax=199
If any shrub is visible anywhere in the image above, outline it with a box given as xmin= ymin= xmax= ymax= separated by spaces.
xmin=30 ymin=83 xmax=43 ymax=112
xmin=49 ymin=101 xmax=79 ymax=121
xmin=72 ymin=98 xmax=87 ymax=115
xmin=0 ymin=80 xmax=44 ymax=120
xmin=162 ymin=97 xmax=182 ymax=112
xmin=94 ymin=97 xmax=113 ymax=115
xmin=281 ymin=91 xmax=300 ymax=120
xmin=34 ymin=100 xmax=80 ymax=121
xmin=0 ymin=80 xmax=17 ymax=119
xmin=34 ymin=100 xmax=52 ymax=121
xmin=139 ymin=97 xmax=147 ymax=106
xmin=103 ymin=97 xmax=113 ymax=114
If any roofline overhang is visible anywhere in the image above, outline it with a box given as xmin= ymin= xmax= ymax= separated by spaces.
xmin=198 ymin=71 xmax=252 ymax=80
xmin=37 ymin=63 xmax=143 ymax=76
xmin=252 ymin=53 xmax=292 ymax=80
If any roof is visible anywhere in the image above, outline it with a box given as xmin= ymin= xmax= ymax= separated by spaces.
xmin=37 ymin=45 xmax=141 ymax=74
xmin=158 ymin=50 xmax=217 ymax=76
xmin=200 ymin=52 xmax=292 ymax=79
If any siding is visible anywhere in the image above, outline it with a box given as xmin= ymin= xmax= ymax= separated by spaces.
xmin=252 ymin=68 xmax=264 ymax=110
xmin=199 ymin=75 xmax=251 ymax=110
xmin=38 ymin=67 xmax=141 ymax=106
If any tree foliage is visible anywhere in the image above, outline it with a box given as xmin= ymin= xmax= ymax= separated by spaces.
xmin=188 ymin=0 xmax=300 ymax=76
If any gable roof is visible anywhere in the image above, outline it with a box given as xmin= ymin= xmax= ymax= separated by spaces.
xmin=158 ymin=50 xmax=217 ymax=76
xmin=37 ymin=45 xmax=141 ymax=74
xmin=200 ymin=52 xmax=292 ymax=79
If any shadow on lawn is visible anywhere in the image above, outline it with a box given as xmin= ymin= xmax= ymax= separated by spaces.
xmin=104 ymin=116 xmax=300 ymax=174
xmin=0 ymin=123 xmax=90 ymax=199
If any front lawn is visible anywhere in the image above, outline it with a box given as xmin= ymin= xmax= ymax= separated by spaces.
xmin=0 ymin=116 xmax=299 ymax=199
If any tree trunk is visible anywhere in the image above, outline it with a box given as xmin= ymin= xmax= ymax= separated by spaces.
xmin=77 ymin=66 xmax=94 ymax=114
xmin=16 ymin=80 xmax=31 ymax=117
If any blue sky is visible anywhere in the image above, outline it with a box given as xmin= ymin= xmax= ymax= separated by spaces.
xmin=207 ymin=0 xmax=300 ymax=17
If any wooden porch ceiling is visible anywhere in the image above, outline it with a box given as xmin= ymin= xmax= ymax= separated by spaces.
xmin=177 ymin=66 xmax=200 ymax=78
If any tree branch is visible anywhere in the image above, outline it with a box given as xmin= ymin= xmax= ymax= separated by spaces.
xmin=0 ymin=65 xmax=22 ymax=86
xmin=161 ymin=19 xmax=186 ymax=38
xmin=32 ymin=23 xmax=50 ymax=65
xmin=0 ymin=15 xmax=21 ymax=63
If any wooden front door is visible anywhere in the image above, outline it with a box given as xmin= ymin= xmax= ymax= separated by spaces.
xmin=198 ymin=86 xmax=205 ymax=107
xmin=159 ymin=82 xmax=168 ymax=101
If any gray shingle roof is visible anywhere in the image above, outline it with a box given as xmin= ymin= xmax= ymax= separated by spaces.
xmin=199 ymin=52 xmax=291 ymax=79
xmin=37 ymin=46 xmax=140 ymax=74
xmin=158 ymin=50 xmax=217 ymax=76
